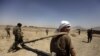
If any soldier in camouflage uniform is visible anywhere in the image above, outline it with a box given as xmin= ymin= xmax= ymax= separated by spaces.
xmin=8 ymin=23 xmax=24 ymax=52
xmin=46 ymin=29 xmax=49 ymax=35
xmin=87 ymin=29 xmax=93 ymax=43
xmin=5 ymin=25 xmax=11 ymax=38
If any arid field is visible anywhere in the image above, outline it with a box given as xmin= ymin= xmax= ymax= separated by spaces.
xmin=0 ymin=26 xmax=100 ymax=56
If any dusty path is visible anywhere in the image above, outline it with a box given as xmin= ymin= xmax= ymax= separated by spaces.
xmin=0 ymin=32 xmax=100 ymax=56
xmin=72 ymin=34 xmax=100 ymax=56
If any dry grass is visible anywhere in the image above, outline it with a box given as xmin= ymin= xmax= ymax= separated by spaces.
xmin=0 ymin=26 xmax=100 ymax=56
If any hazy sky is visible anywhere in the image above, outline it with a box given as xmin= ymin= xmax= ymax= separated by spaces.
xmin=0 ymin=0 xmax=100 ymax=28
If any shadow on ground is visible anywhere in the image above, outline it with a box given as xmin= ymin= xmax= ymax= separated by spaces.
xmin=82 ymin=41 xmax=88 ymax=43
xmin=8 ymin=44 xmax=50 ymax=56
xmin=22 ymin=45 xmax=50 ymax=56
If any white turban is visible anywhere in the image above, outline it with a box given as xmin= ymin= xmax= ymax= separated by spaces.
xmin=58 ymin=20 xmax=71 ymax=32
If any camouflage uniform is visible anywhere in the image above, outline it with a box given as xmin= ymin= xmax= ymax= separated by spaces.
xmin=46 ymin=29 xmax=49 ymax=35
xmin=78 ymin=29 xmax=81 ymax=35
xmin=5 ymin=26 xmax=11 ymax=38
xmin=87 ymin=29 xmax=93 ymax=43
xmin=8 ymin=26 xmax=23 ymax=52
xmin=14 ymin=26 xmax=23 ymax=40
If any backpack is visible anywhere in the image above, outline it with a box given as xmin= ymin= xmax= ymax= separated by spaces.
xmin=51 ymin=34 xmax=67 ymax=56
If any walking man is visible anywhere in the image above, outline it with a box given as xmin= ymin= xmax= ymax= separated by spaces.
xmin=8 ymin=23 xmax=24 ymax=52
xmin=87 ymin=29 xmax=93 ymax=43
xmin=50 ymin=20 xmax=76 ymax=56
xmin=46 ymin=29 xmax=49 ymax=35
xmin=78 ymin=29 xmax=81 ymax=35
xmin=5 ymin=25 xmax=11 ymax=38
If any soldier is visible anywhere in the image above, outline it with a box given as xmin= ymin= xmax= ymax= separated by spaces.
xmin=78 ymin=29 xmax=81 ymax=35
xmin=46 ymin=29 xmax=49 ymax=35
xmin=50 ymin=21 xmax=76 ymax=56
xmin=87 ymin=28 xmax=93 ymax=43
xmin=8 ymin=23 xmax=24 ymax=52
xmin=5 ymin=25 xmax=11 ymax=38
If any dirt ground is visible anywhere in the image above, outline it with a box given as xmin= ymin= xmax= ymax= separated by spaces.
xmin=0 ymin=26 xmax=100 ymax=56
